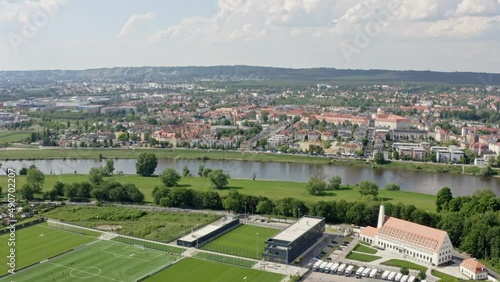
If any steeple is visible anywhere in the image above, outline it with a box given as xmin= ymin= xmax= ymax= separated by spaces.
xmin=377 ymin=205 xmax=385 ymax=229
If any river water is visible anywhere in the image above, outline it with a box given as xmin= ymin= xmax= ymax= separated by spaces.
xmin=2 ymin=159 xmax=499 ymax=196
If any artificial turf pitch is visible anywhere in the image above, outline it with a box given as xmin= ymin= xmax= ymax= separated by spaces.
xmin=202 ymin=225 xmax=280 ymax=260
xmin=0 ymin=224 xmax=96 ymax=274
xmin=1 ymin=240 xmax=180 ymax=282
xmin=144 ymin=258 xmax=284 ymax=282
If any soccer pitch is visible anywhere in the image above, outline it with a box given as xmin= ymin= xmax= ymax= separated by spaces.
xmin=144 ymin=258 xmax=284 ymax=282
xmin=1 ymin=240 xmax=180 ymax=282
xmin=0 ymin=224 xmax=97 ymax=273
xmin=202 ymin=225 xmax=279 ymax=260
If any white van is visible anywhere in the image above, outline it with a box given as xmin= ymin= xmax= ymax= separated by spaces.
xmin=362 ymin=267 xmax=372 ymax=277
xmin=387 ymin=272 xmax=397 ymax=281
xmin=356 ymin=266 xmax=365 ymax=278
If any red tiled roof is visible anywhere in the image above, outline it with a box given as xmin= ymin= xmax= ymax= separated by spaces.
xmin=360 ymin=226 xmax=378 ymax=238
xmin=461 ymin=258 xmax=487 ymax=273
xmin=378 ymin=217 xmax=448 ymax=252
xmin=376 ymin=114 xmax=411 ymax=123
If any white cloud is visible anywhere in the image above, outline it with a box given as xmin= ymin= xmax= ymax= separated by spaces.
xmin=117 ymin=12 xmax=155 ymax=39
xmin=456 ymin=0 xmax=499 ymax=16
xmin=0 ymin=0 xmax=65 ymax=23
xmin=398 ymin=0 xmax=439 ymax=20
xmin=425 ymin=16 xmax=498 ymax=37
xmin=0 ymin=1 xmax=21 ymax=22
xmin=149 ymin=0 xmax=337 ymax=43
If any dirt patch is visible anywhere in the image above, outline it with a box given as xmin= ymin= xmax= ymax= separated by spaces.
xmin=95 ymin=225 xmax=122 ymax=231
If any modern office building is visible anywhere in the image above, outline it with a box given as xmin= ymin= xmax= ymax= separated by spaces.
xmin=360 ymin=205 xmax=453 ymax=266
xmin=263 ymin=216 xmax=325 ymax=263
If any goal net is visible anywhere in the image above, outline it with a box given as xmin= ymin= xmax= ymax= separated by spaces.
xmin=47 ymin=219 xmax=88 ymax=235
xmin=134 ymin=244 xmax=145 ymax=250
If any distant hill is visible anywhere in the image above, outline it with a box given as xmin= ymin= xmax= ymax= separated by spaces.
xmin=0 ymin=66 xmax=499 ymax=86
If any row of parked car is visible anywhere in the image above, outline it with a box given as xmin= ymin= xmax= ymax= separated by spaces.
xmin=313 ymin=261 xmax=425 ymax=282
xmin=313 ymin=261 xmax=354 ymax=276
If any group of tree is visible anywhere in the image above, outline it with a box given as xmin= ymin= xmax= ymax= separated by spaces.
xmin=19 ymin=167 xmax=46 ymax=200
xmin=197 ymin=165 xmax=231 ymax=189
xmin=435 ymin=187 xmax=500 ymax=270
xmin=305 ymin=176 xmax=379 ymax=198
xmin=305 ymin=175 xmax=342 ymax=195
xmin=19 ymin=161 xmax=144 ymax=204
xmin=43 ymin=179 xmax=144 ymax=203
xmin=150 ymin=185 xmax=438 ymax=228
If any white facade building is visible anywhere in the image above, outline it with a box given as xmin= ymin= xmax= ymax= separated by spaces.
xmin=360 ymin=205 xmax=453 ymax=266
xmin=460 ymin=258 xmax=488 ymax=280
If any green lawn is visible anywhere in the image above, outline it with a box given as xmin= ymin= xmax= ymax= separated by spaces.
xmin=45 ymin=205 xmax=221 ymax=243
xmin=0 ymin=131 xmax=31 ymax=143
xmin=202 ymin=225 xmax=279 ymax=260
xmin=0 ymin=223 xmax=96 ymax=274
xmin=144 ymin=258 xmax=284 ymax=282
xmin=346 ymin=252 xmax=382 ymax=262
xmin=381 ymin=259 xmax=428 ymax=272
xmin=431 ymin=269 xmax=462 ymax=281
xmin=5 ymin=174 xmax=438 ymax=212
xmin=353 ymin=243 xmax=378 ymax=254
xmin=194 ymin=252 xmax=257 ymax=268
xmin=1 ymin=240 xmax=179 ymax=282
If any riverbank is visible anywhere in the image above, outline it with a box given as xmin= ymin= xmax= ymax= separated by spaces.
xmin=2 ymin=174 xmax=437 ymax=212
xmin=0 ymin=148 xmax=496 ymax=177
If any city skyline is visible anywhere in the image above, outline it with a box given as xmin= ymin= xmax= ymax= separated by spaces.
xmin=1 ymin=0 xmax=500 ymax=73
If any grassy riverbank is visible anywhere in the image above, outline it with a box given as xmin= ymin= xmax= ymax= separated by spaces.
xmin=0 ymin=148 xmax=495 ymax=176
xmin=0 ymin=148 xmax=329 ymax=164
xmin=2 ymin=174 xmax=438 ymax=212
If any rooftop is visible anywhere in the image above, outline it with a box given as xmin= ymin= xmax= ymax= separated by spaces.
xmin=461 ymin=258 xmax=487 ymax=273
xmin=178 ymin=218 xmax=236 ymax=243
xmin=379 ymin=216 xmax=448 ymax=252
xmin=270 ymin=216 xmax=324 ymax=243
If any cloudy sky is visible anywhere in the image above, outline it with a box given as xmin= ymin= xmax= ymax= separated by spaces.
xmin=1 ymin=0 xmax=500 ymax=72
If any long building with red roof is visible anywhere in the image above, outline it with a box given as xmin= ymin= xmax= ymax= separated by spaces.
xmin=360 ymin=205 xmax=453 ymax=266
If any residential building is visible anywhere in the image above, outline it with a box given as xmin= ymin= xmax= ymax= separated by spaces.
xmin=375 ymin=114 xmax=411 ymax=130
xmin=321 ymin=131 xmax=334 ymax=141
xmin=267 ymin=135 xmax=288 ymax=149
xmin=460 ymin=258 xmax=488 ymax=280
xmin=474 ymin=158 xmax=487 ymax=166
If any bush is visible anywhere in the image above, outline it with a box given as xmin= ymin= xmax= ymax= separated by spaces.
xmin=385 ymin=183 xmax=400 ymax=191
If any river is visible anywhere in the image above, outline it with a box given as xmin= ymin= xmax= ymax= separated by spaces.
xmin=2 ymin=159 xmax=499 ymax=196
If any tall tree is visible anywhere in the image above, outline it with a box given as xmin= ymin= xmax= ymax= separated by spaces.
xmin=306 ymin=176 xmax=327 ymax=195
xmin=89 ymin=167 xmax=105 ymax=186
xmin=208 ymin=169 xmax=230 ymax=189
xmin=436 ymin=187 xmax=453 ymax=212
xmin=135 ymin=152 xmax=158 ymax=177
xmin=105 ymin=159 xmax=115 ymax=176
xmin=160 ymin=168 xmax=182 ymax=187
xmin=182 ymin=165 xmax=190 ymax=177
xmin=358 ymin=180 xmax=379 ymax=197
xmin=374 ymin=152 xmax=385 ymax=164
xmin=26 ymin=167 xmax=45 ymax=193
xmin=328 ymin=176 xmax=342 ymax=190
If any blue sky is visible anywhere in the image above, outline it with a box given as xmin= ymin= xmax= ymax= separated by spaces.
xmin=1 ymin=0 xmax=500 ymax=72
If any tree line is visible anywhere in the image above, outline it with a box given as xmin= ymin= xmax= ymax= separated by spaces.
xmin=19 ymin=161 xmax=145 ymax=204
xmin=151 ymin=178 xmax=499 ymax=270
